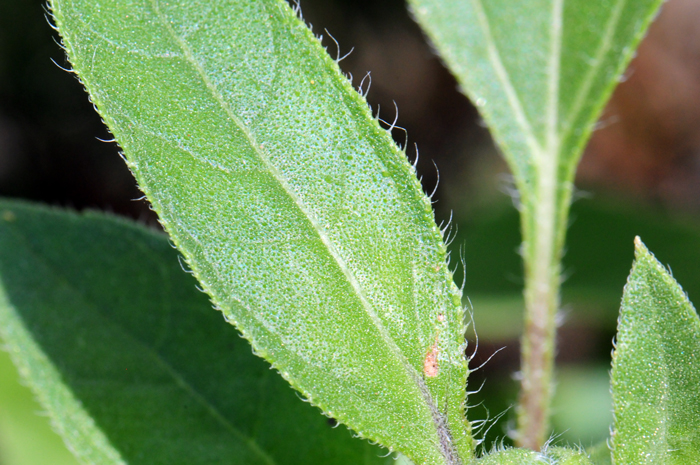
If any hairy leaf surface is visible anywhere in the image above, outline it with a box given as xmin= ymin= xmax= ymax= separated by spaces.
xmin=475 ymin=447 xmax=593 ymax=464
xmin=611 ymin=238 xmax=700 ymax=464
xmin=49 ymin=0 xmax=471 ymax=463
xmin=0 ymin=200 xmax=392 ymax=465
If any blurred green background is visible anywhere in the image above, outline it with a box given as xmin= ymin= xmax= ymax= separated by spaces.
xmin=1 ymin=0 xmax=700 ymax=461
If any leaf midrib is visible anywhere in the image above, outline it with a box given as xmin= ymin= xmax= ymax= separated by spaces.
xmin=147 ymin=0 xmax=435 ymax=415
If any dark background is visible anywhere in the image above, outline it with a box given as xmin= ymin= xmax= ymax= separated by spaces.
xmin=1 ymin=0 xmax=700 ymax=452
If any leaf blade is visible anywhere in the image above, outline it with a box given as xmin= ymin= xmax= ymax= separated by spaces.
xmin=611 ymin=238 xmax=700 ymax=464
xmin=49 ymin=0 xmax=472 ymax=463
xmin=407 ymin=0 xmax=664 ymax=187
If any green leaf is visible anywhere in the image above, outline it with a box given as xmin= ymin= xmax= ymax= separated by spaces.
xmin=475 ymin=449 xmax=543 ymax=465
xmin=0 ymin=199 xmax=392 ymax=465
xmin=48 ymin=1 xmax=471 ymax=463
xmin=611 ymin=238 xmax=700 ymax=464
xmin=0 ymin=348 xmax=79 ymax=465
xmin=585 ymin=442 xmax=611 ymax=465
xmin=474 ymin=447 xmax=593 ymax=464
xmin=407 ymin=0 xmax=663 ymax=202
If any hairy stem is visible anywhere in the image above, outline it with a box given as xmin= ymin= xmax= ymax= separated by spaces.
xmin=515 ymin=162 xmax=572 ymax=450
xmin=514 ymin=1 xmax=568 ymax=448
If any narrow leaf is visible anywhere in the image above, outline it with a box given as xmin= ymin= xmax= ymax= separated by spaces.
xmin=407 ymin=0 xmax=664 ymax=197
xmin=0 ymin=199 xmax=391 ymax=465
xmin=48 ymin=1 xmax=471 ymax=463
xmin=611 ymin=237 xmax=700 ymax=464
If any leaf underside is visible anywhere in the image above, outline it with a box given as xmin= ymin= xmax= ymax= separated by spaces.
xmin=48 ymin=0 xmax=471 ymax=463
xmin=0 ymin=199 xmax=393 ymax=465
xmin=407 ymin=0 xmax=664 ymax=200
xmin=611 ymin=238 xmax=700 ymax=464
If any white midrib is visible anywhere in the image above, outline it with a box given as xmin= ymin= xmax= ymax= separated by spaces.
xmin=531 ymin=0 xmax=564 ymax=320
xmin=148 ymin=1 xmax=458 ymax=462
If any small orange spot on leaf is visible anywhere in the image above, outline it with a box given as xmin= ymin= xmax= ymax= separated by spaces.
xmin=423 ymin=341 xmax=439 ymax=378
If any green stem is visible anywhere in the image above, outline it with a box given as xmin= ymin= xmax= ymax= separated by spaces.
xmin=515 ymin=169 xmax=572 ymax=450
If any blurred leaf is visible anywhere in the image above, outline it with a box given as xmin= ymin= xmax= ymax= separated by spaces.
xmin=49 ymin=0 xmax=472 ymax=462
xmin=0 ymin=199 xmax=392 ymax=465
xmin=551 ymin=366 xmax=612 ymax=447
xmin=476 ymin=449 xmax=542 ymax=464
xmin=585 ymin=442 xmax=611 ymax=465
xmin=611 ymin=238 xmax=700 ymax=464
xmin=0 ymin=348 xmax=79 ymax=465
xmin=408 ymin=0 xmax=664 ymax=236
xmin=546 ymin=448 xmax=594 ymax=465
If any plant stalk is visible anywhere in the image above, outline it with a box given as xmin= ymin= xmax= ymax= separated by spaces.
xmin=515 ymin=160 xmax=572 ymax=450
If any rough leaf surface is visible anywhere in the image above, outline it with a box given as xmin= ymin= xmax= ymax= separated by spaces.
xmin=611 ymin=238 xmax=700 ymax=464
xmin=48 ymin=0 xmax=472 ymax=463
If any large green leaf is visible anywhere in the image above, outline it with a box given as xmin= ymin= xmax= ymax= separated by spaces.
xmin=48 ymin=0 xmax=471 ymax=463
xmin=611 ymin=238 xmax=700 ymax=464
xmin=0 ymin=199 xmax=392 ymax=465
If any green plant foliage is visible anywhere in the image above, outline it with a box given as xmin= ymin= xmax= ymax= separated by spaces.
xmin=473 ymin=447 xmax=592 ymax=464
xmin=407 ymin=0 xmax=663 ymax=204
xmin=48 ymin=1 xmax=471 ymax=462
xmin=0 ymin=200 xmax=392 ymax=465
xmin=0 ymin=349 xmax=79 ymax=465
xmin=611 ymin=238 xmax=700 ymax=464
xmin=585 ymin=442 xmax=611 ymax=465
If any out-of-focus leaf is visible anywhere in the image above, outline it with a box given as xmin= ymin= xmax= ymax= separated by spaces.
xmin=611 ymin=238 xmax=700 ymax=464
xmin=48 ymin=1 xmax=472 ymax=463
xmin=551 ymin=366 xmax=612 ymax=446
xmin=407 ymin=0 xmax=664 ymax=249
xmin=0 ymin=348 xmax=79 ymax=465
xmin=585 ymin=442 xmax=611 ymax=465
xmin=0 ymin=199 xmax=392 ymax=465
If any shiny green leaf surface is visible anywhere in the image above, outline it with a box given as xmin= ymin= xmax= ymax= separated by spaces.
xmin=0 ymin=200 xmax=392 ymax=465
xmin=48 ymin=1 xmax=471 ymax=463
xmin=611 ymin=238 xmax=700 ymax=464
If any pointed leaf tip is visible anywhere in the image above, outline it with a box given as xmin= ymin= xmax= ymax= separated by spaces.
xmin=633 ymin=235 xmax=648 ymax=258
xmin=612 ymin=240 xmax=700 ymax=463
